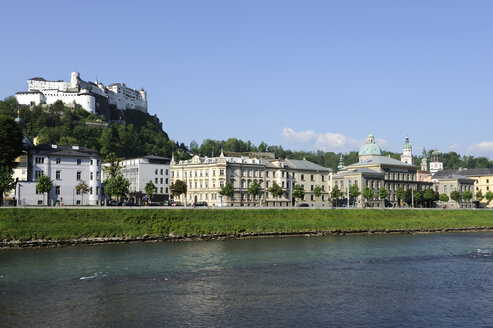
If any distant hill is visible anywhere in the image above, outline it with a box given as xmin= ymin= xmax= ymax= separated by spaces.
xmin=0 ymin=97 xmax=175 ymax=159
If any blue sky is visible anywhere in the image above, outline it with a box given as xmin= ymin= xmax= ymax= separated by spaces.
xmin=1 ymin=1 xmax=493 ymax=157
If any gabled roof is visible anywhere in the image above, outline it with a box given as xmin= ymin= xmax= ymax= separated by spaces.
xmin=342 ymin=168 xmax=384 ymax=176
xmin=284 ymin=158 xmax=332 ymax=172
xmin=348 ymin=156 xmax=416 ymax=168
xmin=435 ymin=174 xmax=476 ymax=183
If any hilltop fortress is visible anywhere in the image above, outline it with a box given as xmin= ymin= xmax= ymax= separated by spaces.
xmin=16 ymin=72 xmax=147 ymax=114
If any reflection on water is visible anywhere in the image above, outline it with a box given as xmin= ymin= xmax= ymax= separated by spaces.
xmin=0 ymin=233 xmax=492 ymax=327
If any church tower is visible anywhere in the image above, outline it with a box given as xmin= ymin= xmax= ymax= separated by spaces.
xmin=420 ymin=149 xmax=428 ymax=171
xmin=429 ymin=148 xmax=443 ymax=174
xmin=400 ymin=134 xmax=413 ymax=165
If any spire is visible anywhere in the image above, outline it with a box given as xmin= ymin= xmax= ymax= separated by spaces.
xmin=171 ymin=153 xmax=176 ymax=165
xmin=220 ymin=148 xmax=224 ymax=158
xmin=337 ymin=154 xmax=346 ymax=171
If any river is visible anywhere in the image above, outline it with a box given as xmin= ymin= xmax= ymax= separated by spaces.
xmin=0 ymin=232 xmax=492 ymax=327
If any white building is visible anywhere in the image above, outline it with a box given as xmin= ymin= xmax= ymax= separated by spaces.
xmin=103 ymin=155 xmax=171 ymax=203
xmin=429 ymin=149 xmax=444 ymax=174
xmin=400 ymin=135 xmax=414 ymax=165
xmin=16 ymin=72 xmax=147 ymax=114
xmin=14 ymin=144 xmax=103 ymax=206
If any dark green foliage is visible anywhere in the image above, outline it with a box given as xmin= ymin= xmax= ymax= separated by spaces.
xmin=330 ymin=185 xmax=342 ymax=201
xmin=363 ymin=187 xmax=375 ymax=201
xmin=313 ymin=185 xmax=322 ymax=198
xmin=349 ymin=184 xmax=361 ymax=200
xmin=378 ymin=187 xmax=388 ymax=200
xmin=484 ymin=191 xmax=493 ymax=205
xmin=0 ymin=115 xmax=23 ymax=169
xmin=105 ymin=175 xmax=129 ymax=200
xmin=476 ymin=190 xmax=484 ymax=202
xmin=269 ymin=182 xmax=283 ymax=199
xmin=219 ymin=182 xmax=234 ymax=198
xmin=0 ymin=98 xmax=174 ymax=159
xmin=439 ymin=193 xmax=449 ymax=202
xmin=292 ymin=184 xmax=305 ymax=202
xmin=0 ymin=166 xmax=16 ymax=204
xmin=36 ymin=175 xmax=53 ymax=205
xmin=145 ymin=181 xmax=156 ymax=200
xmin=171 ymin=179 xmax=187 ymax=197
xmin=462 ymin=190 xmax=473 ymax=201
xmin=450 ymin=190 xmax=462 ymax=203
xmin=247 ymin=180 xmax=261 ymax=198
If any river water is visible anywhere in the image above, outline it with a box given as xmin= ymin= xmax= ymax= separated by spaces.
xmin=0 ymin=233 xmax=492 ymax=327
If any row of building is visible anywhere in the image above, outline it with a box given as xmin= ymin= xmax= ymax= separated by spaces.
xmin=8 ymin=118 xmax=493 ymax=208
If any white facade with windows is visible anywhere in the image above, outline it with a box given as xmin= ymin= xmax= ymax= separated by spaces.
xmin=103 ymin=156 xmax=170 ymax=201
xmin=15 ymin=144 xmax=102 ymax=206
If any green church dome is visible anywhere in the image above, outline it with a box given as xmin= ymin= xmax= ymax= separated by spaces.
xmin=358 ymin=132 xmax=382 ymax=157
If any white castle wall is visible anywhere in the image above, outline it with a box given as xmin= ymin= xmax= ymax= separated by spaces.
xmin=16 ymin=72 xmax=147 ymax=114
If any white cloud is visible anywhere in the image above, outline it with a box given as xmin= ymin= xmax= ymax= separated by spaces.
xmin=448 ymin=142 xmax=461 ymax=151
xmin=281 ymin=127 xmax=389 ymax=152
xmin=468 ymin=142 xmax=493 ymax=155
xmin=281 ymin=127 xmax=317 ymax=144
xmin=315 ymin=132 xmax=361 ymax=151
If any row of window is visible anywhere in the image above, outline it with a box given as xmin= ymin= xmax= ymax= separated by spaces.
xmin=154 ymin=178 xmax=169 ymax=185
xmin=154 ymin=169 xmax=169 ymax=175
xmin=35 ymin=157 xmax=100 ymax=166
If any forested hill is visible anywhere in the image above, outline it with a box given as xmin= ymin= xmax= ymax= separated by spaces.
xmin=0 ymin=97 xmax=176 ymax=159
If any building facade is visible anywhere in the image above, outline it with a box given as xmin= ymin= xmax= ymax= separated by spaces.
xmin=112 ymin=156 xmax=171 ymax=203
xmin=13 ymin=144 xmax=102 ymax=206
xmin=170 ymin=152 xmax=331 ymax=207
xmin=16 ymin=72 xmax=147 ymax=114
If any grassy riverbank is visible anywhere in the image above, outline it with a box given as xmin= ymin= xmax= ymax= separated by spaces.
xmin=1 ymin=208 xmax=493 ymax=242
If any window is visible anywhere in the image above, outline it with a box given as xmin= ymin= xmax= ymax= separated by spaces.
xmin=487 ymin=179 xmax=490 ymax=183
xmin=166 ymin=169 xmax=168 ymax=175
xmin=160 ymin=178 xmax=163 ymax=184
xmin=160 ymin=169 xmax=163 ymax=175
xmin=89 ymin=187 xmax=93 ymax=195
xmin=35 ymin=157 xmax=44 ymax=164
xmin=55 ymin=186 xmax=60 ymax=195
xmin=220 ymin=169 xmax=225 ymax=176
xmin=90 ymin=172 xmax=94 ymax=180
xmin=96 ymin=186 xmax=99 ymax=195
xmin=56 ymin=171 xmax=61 ymax=180
xmin=35 ymin=170 xmax=43 ymax=179
xmin=220 ymin=181 xmax=224 ymax=188
xmin=166 ymin=178 xmax=168 ymax=184
xmin=450 ymin=185 xmax=454 ymax=192
xmin=155 ymin=178 xmax=158 ymax=184
xmin=166 ymin=188 xmax=168 ymax=193
xmin=311 ymin=195 xmax=314 ymax=201
xmin=444 ymin=185 xmax=447 ymax=192
xmin=301 ymin=174 xmax=305 ymax=181
xmin=155 ymin=169 xmax=158 ymax=175
xmin=311 ymin=175 xmax=314 ymax=181
xmin=90 ymin=160 xmax=93 ymax=165
xmin=311 ymin=185 xmax=314 ymax=191
xmin=77 ymin=159 xmax=81 ymax=165
xmin=160 ymin=187 xmax=163 ymax=193
xmin=322 ymin=176 xmax=325 ymax=182
xmin=56 ymin=158 xmax=61 ymax=164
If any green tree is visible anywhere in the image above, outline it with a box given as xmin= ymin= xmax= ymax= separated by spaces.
xmin=475 ymin=190 xmax=484 ymax=203
xmin=330 ymin=185 xmax=342 ymax=206
xmin=362 ymin=187 xmax=375 ymax=203
xmin=247 ymin=180 xmax=261 ymax=203
xmin=220 ymin=182 xmax=234 ymax=204
xmin=105 ymin=175 xmax=129 ymax=201
xmin=269 ymin=182 xmax=283 ymax=199
xmin=170 ymin=179 xmax=187 ymax=199
xmin=103 ymin=152 xmax=123 ymax=180
xmin=423 ymin=188 xmax=436 ymax=208
xmin=413 ymin=190 xmax=422 ymax=207
xmin=450 ymin=190 xmax=462 ymax=204
xmin=35 ymin=174 xmax=53 ymax=205
xmin=0 ymin=115 xmax=24 ymax=170
xmin=292 ymin=184 xmax=305 ymax=205
xmin=0 ymin=166 xmax=16 ymax=206
xmin=396 ymin=187 xmax=406 ymax=207
xmin=348 ymin=184 xmax=361 ymax=202
xmin=75 ymin=180 xmax=89 ymax=205
xmin=313 ymin=185 xmax=322 ymax=198
xmin=485 ymin=191 xmax=493 ymax=206
xmin=378 ymin=187 xmax=388 ymax=200
xmin=439 ymin=193 xmax=449 ymax=203
xmin=462 ymin=190 xmax=473 ymax=202
xmin=145 ymin=180 xmax=156 ymax=204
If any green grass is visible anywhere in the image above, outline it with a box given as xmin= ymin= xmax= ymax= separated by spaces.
xmin=0 ymin=208 xmax=492 ymax=241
